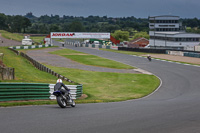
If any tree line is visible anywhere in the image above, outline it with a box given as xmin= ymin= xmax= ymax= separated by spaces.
xmin=0 ymin=13 xmax=31 ymax=33
xmin=1 ymin=12 xmax=200 ymax=41
xmin=24 ymin=12 xmax=149 ymax=35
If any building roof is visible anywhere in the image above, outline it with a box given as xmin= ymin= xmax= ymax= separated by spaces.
xmin=149 ymin=15 xmax=179 ymax=18
xmin=128 ymin=37 xmax=149 ymax=47
xmin=130 ymin=37 xmax=149 ymax=43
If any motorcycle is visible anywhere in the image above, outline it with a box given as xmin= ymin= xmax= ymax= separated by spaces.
xmin=53 ymin=90 xmax=76 ymax=108
xmin=147 ymin=56 xmax=151 ymax=61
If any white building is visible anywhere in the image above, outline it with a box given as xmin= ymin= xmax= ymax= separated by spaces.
xmin=149 ymin=15 xmax=200 ymax=50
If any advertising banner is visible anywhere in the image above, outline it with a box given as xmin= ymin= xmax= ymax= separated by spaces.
xmin=51 ymin=32 xmax=110 ymax=39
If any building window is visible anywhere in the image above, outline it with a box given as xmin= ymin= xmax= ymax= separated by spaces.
xmin=151 ymin=36 xmax=200 ymax=42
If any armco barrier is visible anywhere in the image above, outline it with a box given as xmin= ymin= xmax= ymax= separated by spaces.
xmin=0 ymin=83 xmax=50 ymax=101
xmin=10 ymin=44 xmax=53 ymax=50
xmin=0 ymin=83 xmax=83 ymax=101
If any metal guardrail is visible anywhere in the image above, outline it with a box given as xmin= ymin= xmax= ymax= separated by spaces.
xmin=10 ymin=44 xmax=53 ymax=50
xmin=0 ymin=83 xmax=50 ymax=101
xmin=0 ymin=83 xmax=83 ymax=101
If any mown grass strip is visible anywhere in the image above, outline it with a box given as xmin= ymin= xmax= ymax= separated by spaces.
xmin=46 ymin=65 xmax=160 ymax=101
xmin=49 ymin=48 xmax=134 ymax=69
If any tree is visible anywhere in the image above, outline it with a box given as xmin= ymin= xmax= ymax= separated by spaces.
xmin=111 ymin=30 xmax=129 ymax=41
xmin=22 ymin=17 xmax=31 ymax=33
xmin=133 ymin=32 xmax=149 ymax=39
xmin=69 ymin=21 xmax=85 ymax=32
xmin=0 ymin=13 xmax=7 ymax=30
xmin=12 ymin=15 xmax=24 ymax=32
xmin=49 ymin=24 xmax=61 ymax=32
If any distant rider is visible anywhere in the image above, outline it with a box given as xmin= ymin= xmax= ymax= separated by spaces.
xmin=54 ymin=79 xmax=72 ymax=103
xmin=147 ymin=54 xmax=151 ymax=61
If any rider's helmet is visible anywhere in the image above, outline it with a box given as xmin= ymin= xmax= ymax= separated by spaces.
xmin=57 ymin=79 xmax=62 ymax=83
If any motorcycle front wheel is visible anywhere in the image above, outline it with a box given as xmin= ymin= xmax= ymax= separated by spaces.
xmin=56 ymin=96 xmax=67 ymax=108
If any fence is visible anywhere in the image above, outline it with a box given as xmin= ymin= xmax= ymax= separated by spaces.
xmin=20 ymin=52 xmax=77 ymax=84
xmin=8 ymin=45 xmax=78 ymax=84
xmin=0 ymin=66 xmax=15 ymax=80
xmin=0 ymin=83 xmax=83 ymax=101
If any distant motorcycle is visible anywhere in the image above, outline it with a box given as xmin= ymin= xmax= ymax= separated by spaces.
xmin=53 ymin=90 xmax=75 ymax=108
xmin=147 ymin=55 xmax=152 ymax=61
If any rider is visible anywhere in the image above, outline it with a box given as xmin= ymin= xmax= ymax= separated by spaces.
xmin=54 ymin=79 xmax=72 ymax=103
xmin=147 ymin=54 xmax=151 ymax=61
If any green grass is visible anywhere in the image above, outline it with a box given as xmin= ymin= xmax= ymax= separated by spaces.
xmin=46 ymin=65 xmax=160 ymax=101
xmin=30 ymin=36 xmax=45 ymax=44
xmin=0 ymin=30 xmax=23 ymax=41
xmin=18 ymin=46 xmax=58 ymax=53
xmin=0 ymin=47 xmax=72 ymax=84
xmin=0 ymin=30 xmax=45 ymax=44
xmin=49 ymin=48 xmax=134 ymax=69
xmin=0 ymin=100 xmax=57 ymax=107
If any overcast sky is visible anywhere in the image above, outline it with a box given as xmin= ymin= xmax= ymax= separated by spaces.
xmin=0 ymin=0 xmax=199 ymax=18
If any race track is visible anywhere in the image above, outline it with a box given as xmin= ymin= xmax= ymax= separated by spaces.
xmin=1 ymin=42 xmax=200 ymax=133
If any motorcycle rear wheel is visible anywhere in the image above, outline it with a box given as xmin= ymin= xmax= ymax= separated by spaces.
xmin=56 ymin=96 xmax=67 ymax=108
xmin=71 ymin=100 xmax=76 ymax=107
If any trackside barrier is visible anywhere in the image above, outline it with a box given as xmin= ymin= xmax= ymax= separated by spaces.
xmin=0 ymin=83 xmax=83 ymax=101
xmin=167 ymin=50 xmax=200 ymax=58
xmin=168 ymin=51 xmax=184 ymax=56
xmin=184 ymin=52 xmax=200 ymax=58
xmin=10 ymin=44 xmax=53 ymax=50
xmin=0 ymin=83 xmax=50 ymax=101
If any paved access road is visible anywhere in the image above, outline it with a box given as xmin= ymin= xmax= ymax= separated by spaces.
xmin=1 ymin=42 xmax=200 ymax=133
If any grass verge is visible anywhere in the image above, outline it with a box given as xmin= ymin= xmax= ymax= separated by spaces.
xmin=0 ymin=30 xmax=45 ymax=44
xmin=46 ymin=65 xmax=160 ymax=102
xmin=0 ymin=47 xmax=72 ymax=84
xmin=49 ymin=48 xmax=134 ymax=69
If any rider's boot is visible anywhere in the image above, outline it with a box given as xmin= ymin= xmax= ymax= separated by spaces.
xmin=68 ymin=94 xmax=73 ymax=103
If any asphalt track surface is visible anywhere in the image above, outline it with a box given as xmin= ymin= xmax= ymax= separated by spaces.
xmin=1 ymin=42 xmax=200 ymax=133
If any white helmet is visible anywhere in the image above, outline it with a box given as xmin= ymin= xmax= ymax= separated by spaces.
xmin=57 ymin=79 xmax=62 ymax=83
